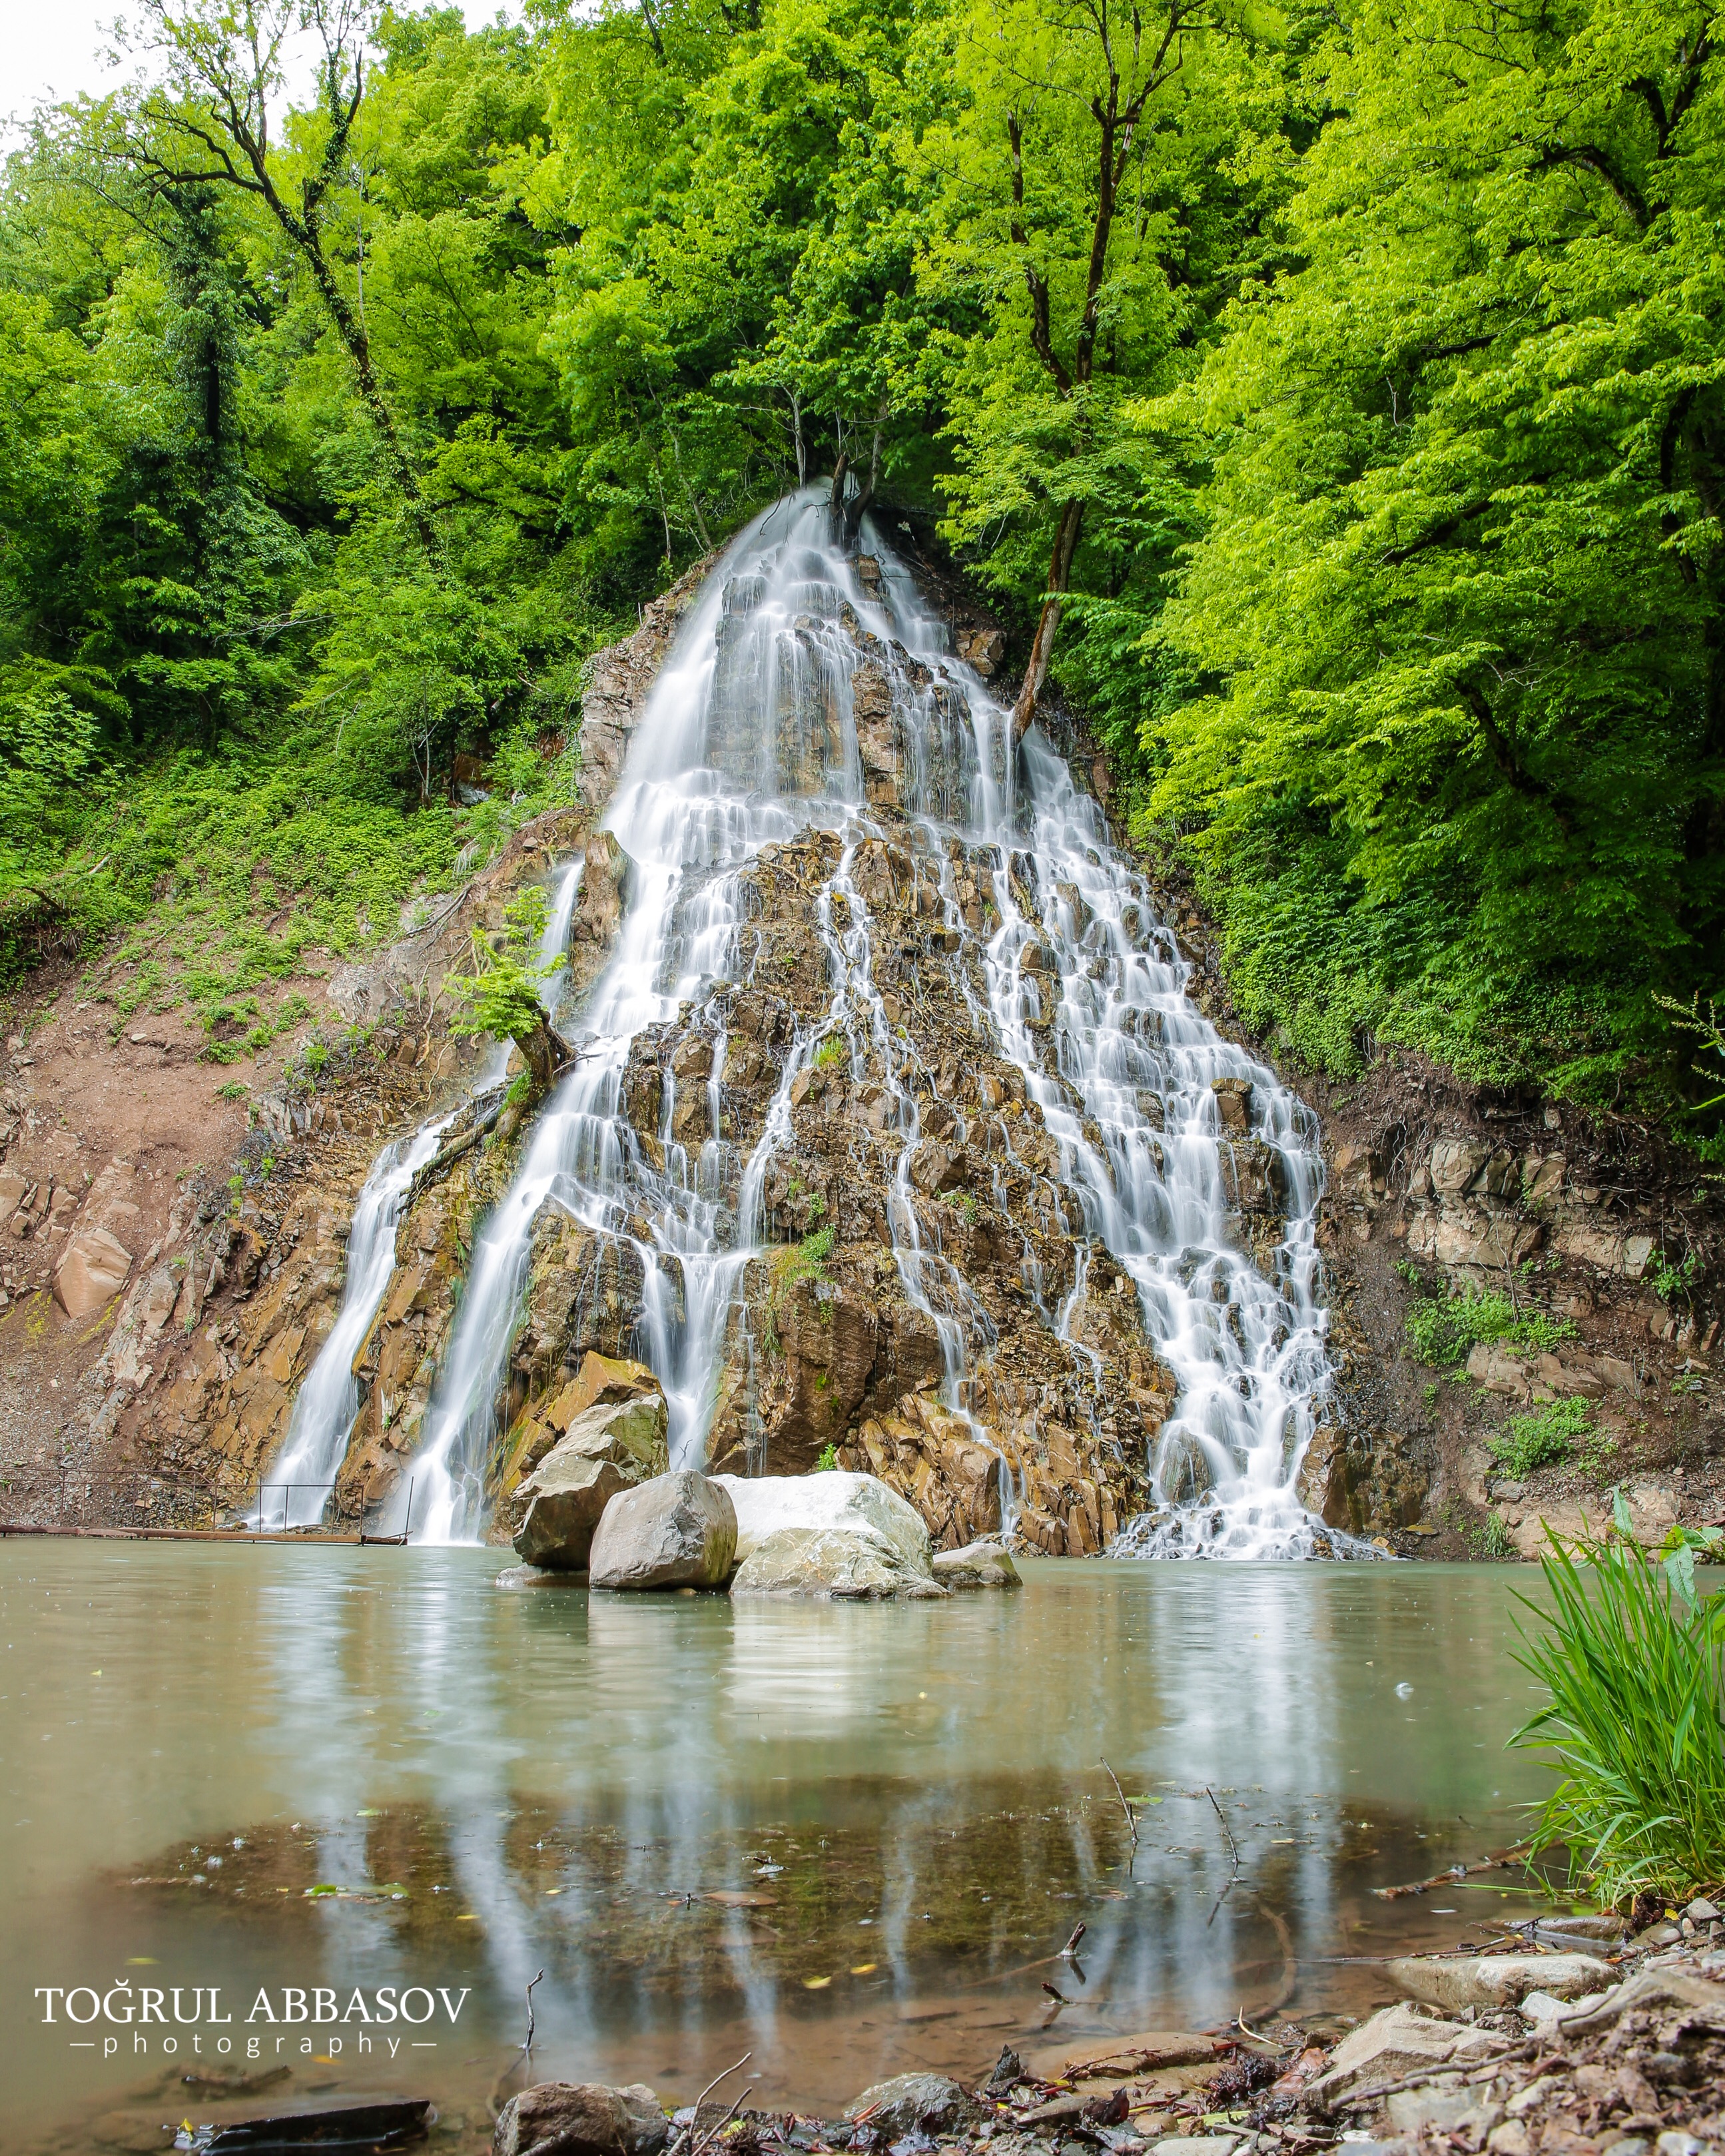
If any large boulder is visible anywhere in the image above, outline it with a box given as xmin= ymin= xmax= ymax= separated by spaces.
xmin=500 ymin=1357 xmax=667 ymax=1508
xmin=514 ymin=1455 xmax=635 ymax=1571
xmin=730 ymin=1525 xmax=946 ymax=1601
xmin=714 ymin=1470 xmax=932 ymax=1571
xmin=52 ymin=1226 xmax=133 ymax=1319
xmin=932 ymin=1539 xmax=1022 ymax=1591
xmin=507 ymin=1391 xmax=670 ymax=1567
xmin=589 ymin=1471 xmax=737 ymax=1590
xmin=494 ymin=2080 xmax=667 ymax=2156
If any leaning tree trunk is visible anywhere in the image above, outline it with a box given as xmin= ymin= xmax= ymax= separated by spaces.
xmin=1012 ymin=498 xmax=1086 ymax=739
xmin=517 ymin=1014 xmax=571 ymax=1098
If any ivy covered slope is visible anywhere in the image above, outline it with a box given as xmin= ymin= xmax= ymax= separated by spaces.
xmin=0 ymin=0 xmax=1720 ymax=1134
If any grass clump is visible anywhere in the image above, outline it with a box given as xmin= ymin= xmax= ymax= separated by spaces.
xmin=1406 ymin=1281 xmax=1575 ymax=1367
xmin=1491 ymin=1396 xmax=1595 ymax=1479
xmin=1470 ymin=1510 xmax=1517 ymax=1561
xmin=1513 ymin=1513 xmax=1725 ymax=1904
xmin=813 ymin=1037 xmax=847 ymax=1070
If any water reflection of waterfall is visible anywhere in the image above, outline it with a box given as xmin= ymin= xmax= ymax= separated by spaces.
xmin=380 ymin=486 xmax=1339 ymax=1554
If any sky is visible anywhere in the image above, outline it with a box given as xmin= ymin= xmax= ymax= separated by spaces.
xmin=1 ymin=1 xmax=523 ymax=132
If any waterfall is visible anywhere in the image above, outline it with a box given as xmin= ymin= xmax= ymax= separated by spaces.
xmin=380 ymin=487 xmax=1341 ymax=1557
xmin=256 ymin=862 xmax=583 ymax=1530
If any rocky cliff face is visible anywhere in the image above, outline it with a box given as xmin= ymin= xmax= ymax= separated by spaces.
xmin=3 ymin=507 xmax=1717 ymax=1556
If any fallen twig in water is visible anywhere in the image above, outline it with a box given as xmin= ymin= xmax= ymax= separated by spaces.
xmin=521 ymin=1968 xmax=543 ymax=2057
xmin=1249 ymin=1902 xmax=1297 ymax=2021
xmin=1373 ymin=1844 xmax=1533 ymax=1900
xmin=1100 ymin=1758 xmax=1139 ymax=1856
xmin=1060 ymin=1922 xmax=1087 ymax=1959
xmin=1206 ymin=1787 xmax=1241 ymax=1872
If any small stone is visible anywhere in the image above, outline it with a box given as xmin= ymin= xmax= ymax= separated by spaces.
xmin=1683 ymin=1896 xmax=1721 ymax=1924
xmin=845 ymin=2073 xmax=976 ymax=2137
xmin=931 ymin=1540 xmax=1022 ymax=1590
xmin=494 ymin=2083 xmax=631 ymax=2156
xmin=1656 ymin=2137 xmax=1705 ymax=2156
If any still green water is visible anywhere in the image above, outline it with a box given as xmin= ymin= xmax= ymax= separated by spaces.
xmin=0 ymin=1548 xmax=1566 ymax=2153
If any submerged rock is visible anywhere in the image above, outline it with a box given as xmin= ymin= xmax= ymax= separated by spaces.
xmin=494 ymin=1562 xmax=586 ymax=1589
xmin=589 ymin=1471 xmax=737 ymax=1589
xmin=931 ymin=1539 xmax=1022 ymax=1589
xmin=1387 ymin=1951 xmax=1617 ymax=2013
xmin=729 ymin=1525 xmax=946 ymax=1600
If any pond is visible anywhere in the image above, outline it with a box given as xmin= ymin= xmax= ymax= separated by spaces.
xmin=0 ymin=1548 xmax=1577 ymax=2153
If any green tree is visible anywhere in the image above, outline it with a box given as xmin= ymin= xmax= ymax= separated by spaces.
xmin=1144 ymin=0 xmax=1725 ymax=1095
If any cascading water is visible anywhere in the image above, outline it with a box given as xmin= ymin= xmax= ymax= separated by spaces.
xmin=256 ymin=863 xmax=583 ymax=1531
xmin=380 ymin=487 xmax=1345 ymax=1556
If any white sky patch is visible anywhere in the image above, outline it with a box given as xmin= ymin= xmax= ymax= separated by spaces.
xmin=1 ymin=0 xmax=525 ymax=139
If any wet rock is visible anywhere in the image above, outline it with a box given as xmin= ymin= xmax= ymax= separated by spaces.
xmin=1297 ymin=1423 xmax=1427 ymax=1537
xmin=845 ymin=2073 xmax=978 ymax=2136
xmin=931 ymin=1539 xmax=1022 ymax=1589
xmin=589 ymin=1471 xmax=737 ymax=1590
xmin=494 ymin=2081 xmax=633 ymax=2156
xmin=52 ymin=1224 xmax=133 ymax=1317
xmin=910 ymin=1139 xmax=967 ymax=1195
xmin=1210 ymin=1078 xmax=1252 ymax=1132
xmin=1389 ymin=1952 xmax=1617 ymax=2013
xmin=617 ymin=2085 xmax=671 ymax=2156
xmin=956 ymin=627 xmax=1006 ymax=678
xmin=717 ymin=1469 xmax=933 ymax=1571
xmin=729 ymin=1525 xmax=946 ymax=1599
xmin=494 ymin=1563 xmax=586 ymax=1589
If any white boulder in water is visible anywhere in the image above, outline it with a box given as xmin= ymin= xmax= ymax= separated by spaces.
xmin=731 ymin=1526 xmax=946 ymax=1601
xmin=715 ymin=1470 xmax=932 ymax=1568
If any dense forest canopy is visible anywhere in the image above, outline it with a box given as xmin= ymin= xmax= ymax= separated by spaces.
xmin=0 ymin=0 xmax=1720 ymax=1134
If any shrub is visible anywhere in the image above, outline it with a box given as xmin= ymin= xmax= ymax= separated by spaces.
xmin=1406 ymin=1283 xmax=1574 ymax=1367
xmin=1491 ymin=1397 xmax=1594 ymax=1480
xmin=1513 ymin=1517 xmax=1725 ymax=1904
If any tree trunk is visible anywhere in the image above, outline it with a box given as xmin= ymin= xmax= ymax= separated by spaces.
xmin=1012 ymin=498 xmax=1086 ymax=739
xmin=518 ymin=1016 xmax=571 ymax=1098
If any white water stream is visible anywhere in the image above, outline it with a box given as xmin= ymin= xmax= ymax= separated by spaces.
xmin=311 ymin=488 xmax=1341 ymax=1555
xmin=256 ymin=865 xmax=583 ymax=1530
